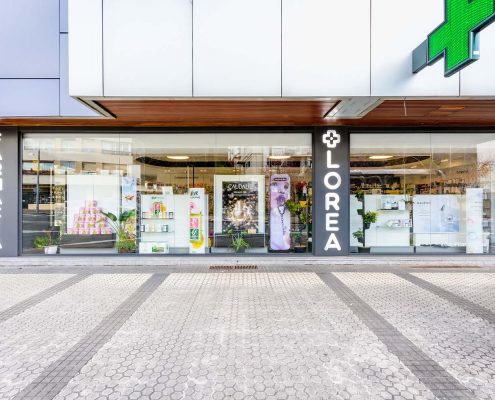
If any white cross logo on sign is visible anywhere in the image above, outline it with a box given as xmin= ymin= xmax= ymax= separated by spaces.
xmin=323 ymin=130 xmax=340 ymax=149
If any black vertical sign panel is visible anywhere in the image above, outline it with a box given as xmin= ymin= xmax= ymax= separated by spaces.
xmin=0 ymin=128 xmax=20 ymax=256
xmin=313 ymin=127 xmax=349 ymax=256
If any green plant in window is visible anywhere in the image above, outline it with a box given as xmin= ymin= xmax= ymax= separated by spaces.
xmin=102 ymin=210 xmax=137 ymax=253
xmin=228 ymin=229 xmax=250 ymax=253
xmin=363 ymin=211 xmax=378 ymax=225
xmin=33 ymin=231 xmax=59 ymax=249
xmin=352 ymin=229 xmax=364 ymax=244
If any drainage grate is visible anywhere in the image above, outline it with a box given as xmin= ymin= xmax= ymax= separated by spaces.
xmin=209 ymin=265 xmax=258 ymax=270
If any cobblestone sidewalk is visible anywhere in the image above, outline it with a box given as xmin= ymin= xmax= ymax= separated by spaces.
xmin=0 ymin=271 xmax=494 ymax=400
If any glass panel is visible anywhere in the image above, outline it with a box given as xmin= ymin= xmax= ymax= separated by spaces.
xmin=22 ymin=131 xmax=312 ymax=255
xmin=350 ymin=132 xmax=495 ymax=255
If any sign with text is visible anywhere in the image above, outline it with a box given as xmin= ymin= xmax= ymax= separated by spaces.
xmin=0 ymin=128 xmax=19 ymax=256
xmin=313 ymin=128 xmax=349 ymax=256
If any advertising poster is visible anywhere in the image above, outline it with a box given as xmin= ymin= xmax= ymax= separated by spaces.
xmin=189 ymin=188 xmax=207 ymax=254
xmin=214 ymin=175 xmax=265 ymax=235
xmin=466 ymin=188 xmax=484 ymax=254
xmin=121 ymin=176 xmax=137 ymax=238
xmin=413 ymin=195 xmax=461 ymax=233
xmin=269 ymin=174 xmax=291 ymax=251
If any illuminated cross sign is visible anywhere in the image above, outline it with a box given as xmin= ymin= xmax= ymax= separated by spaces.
xmin=413 ymin=0 xmax=495 ymax=77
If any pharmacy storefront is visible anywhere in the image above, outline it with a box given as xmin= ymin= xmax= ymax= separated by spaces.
xmin=2 ymin=127 xmax=495 ymax=257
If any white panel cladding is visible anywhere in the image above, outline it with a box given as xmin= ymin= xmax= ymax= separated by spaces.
xmin=69 ymin=0 xmax=103 ymax=97
xmin=193 ymin=0 xmax=281 ymax=97
xmin=103 ymin=0 xmax=192 ymax=97
xmin=282 ymin=0 xmax=371 ymax=97
xmin=460 ymin=23 xmax=495 ymax=96
xmin=371 ymin=0 xmax=459 ymax=97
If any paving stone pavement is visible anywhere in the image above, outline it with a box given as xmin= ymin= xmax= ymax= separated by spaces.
xmin=335 ymin=273 xmax=495 ymax=400
xmin=0 ymin=274 xmax=73 ymax=313
xmin=0 ymin=274 xmax=150 ymax=399
xmin=0 ymin=271 xmax=494 ymax=400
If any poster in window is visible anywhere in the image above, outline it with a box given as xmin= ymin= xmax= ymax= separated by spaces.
xmin=214 ymin=175 xmax=265 ymax=235
xmin=269 ymin=174 xmax=291 ymax=250
xmin=413 ymin=195 xmax=460 ymax=233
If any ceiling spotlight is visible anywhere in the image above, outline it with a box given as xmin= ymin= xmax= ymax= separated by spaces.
xmin=269 ymin=155 xmax=291 ymax=160
xmin=167 ymin=155 xmax=189 ymax=160
xmin=369 ymin=155 xmax=393 ymax=160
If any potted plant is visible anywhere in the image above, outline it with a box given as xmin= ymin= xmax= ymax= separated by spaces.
xmin=229 ymin=230 xmax=250 ymax=253
xmin=34 ymin=231 xmax=59 ymax=254
xmin=102 ymin=210 xmax=137 ymax=253
xmin=291 ymin=231 xmax=306 ymax=253
xmin=352 ymin=229 xmax=364 ymax=244
xmin=363 ymin=211 xmax=378 ymax=229
xmin=355 ymin=189 xmax=365 ymax=203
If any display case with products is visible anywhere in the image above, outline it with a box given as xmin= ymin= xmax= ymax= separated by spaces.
xmin=139 ymin=194 xmax=175 ymax=254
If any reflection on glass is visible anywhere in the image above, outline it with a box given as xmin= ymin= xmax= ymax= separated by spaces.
xmin=22 ymin=132 xmax=313 ymax=256
xmin=350 ymin=133 xmax=495 ymax=254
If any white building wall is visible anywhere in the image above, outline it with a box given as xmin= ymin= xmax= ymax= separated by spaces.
xmin=193 ymin=0 xmax=281 ymax=97
xmin=68 ymin=0 xmax=495 ymax=99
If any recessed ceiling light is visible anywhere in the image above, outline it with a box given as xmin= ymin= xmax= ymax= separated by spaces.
xmin=269 ymin=155 xmax=291 ymax=160
xmin=167 ymin=155 xmax=189 ymax=160
xmin=199 ymin=169 xmax=207 ymax=173
xmin=441 ymin=159 xmax=449 ymax=163
xmin=369 ymin=155 xmax=393 ymax=160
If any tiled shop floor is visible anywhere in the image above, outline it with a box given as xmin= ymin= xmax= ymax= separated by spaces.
xmin=0 ymin=272 xmax=494 ymax=400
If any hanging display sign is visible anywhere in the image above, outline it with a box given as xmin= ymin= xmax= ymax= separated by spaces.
xmin=214 ymin=175 xmax=265 ymax=235
xmin=270 ymin=174 xmax=291 ymax=251
xmin=466 ymin=188 xmax=484 ymax=254
xmin=413 ymin=0 xmax=495 ymax=77
xmin=0 ymin=128 xmax=19 ymax=256
xmin=189 ymin=188 xmax=208 ymax=254
xmin=313 ymin=128 xmax=349 ymax=256
xmin=121 ymin=176 xmax=137 ymax=238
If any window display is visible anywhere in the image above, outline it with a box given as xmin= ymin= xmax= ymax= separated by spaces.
xmin=350 ymin=133 xmax=495 ymax=254
xmin=22 ymin=132 xmax=313 ymax=255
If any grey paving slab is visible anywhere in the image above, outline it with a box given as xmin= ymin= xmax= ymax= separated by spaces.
xmin=13 ymin=274 xmax=168 ymax=400
xmin=335 ymin=272 xmax=495 ymax=400
xmin=396 ymin=273 xmax=495 ymax=325
xmin=53 ymin=273 xmax=435 ymax=400
xmin=0 ymin=274 xmax=150 ymax=399
xmin=0 ymin=274 xmax=90 ymax=323
xmin=319 ymin=273 xmax=475 ymax=400
xmin=0 ymin=274 xmax=73 ymax=313
xmin=412 ymin=273 xmax=495 ymax=314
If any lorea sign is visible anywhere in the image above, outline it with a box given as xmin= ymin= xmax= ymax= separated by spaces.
xmin=314 ymin=128 xmax=349 ymax=257
xmin=413 ymin=0 xmax=495 ymax=77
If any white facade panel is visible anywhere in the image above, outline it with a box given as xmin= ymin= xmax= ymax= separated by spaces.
xmin=371 ymin=0 xmax=459 ymax=97
xmin=193 ymin=0 xmax=281 ymax=97
xmin=460 ymin=23 xmax=495 ymax=96
xmin=282 ymin=0 xmax=371 ymax=97
xmin=103 ymin=0 xmax=192 ymax=97
xmin=68 ymin=0 xmax=103 ymax=97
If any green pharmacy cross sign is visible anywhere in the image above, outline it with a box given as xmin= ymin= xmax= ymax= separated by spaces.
xmin=413 ymin=0 xmax=495 ymax=77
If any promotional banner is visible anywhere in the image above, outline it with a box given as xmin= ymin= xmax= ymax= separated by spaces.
xmin=214 ymin=175 xmax=265 ymax=235
xmin=189 ymin=188 xmax=207 ymax=254
xmin=121 ymin=176 xmax=137 ymax=238
xmin=269 ymin=174 xmax=291 ymax=251
xmin=413 ymin=195 xmax=460 ymax=233
xmin=466 ymin=188 xmax=484 ymax=254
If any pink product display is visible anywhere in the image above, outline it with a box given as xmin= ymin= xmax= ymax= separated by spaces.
xmin=70 ymin=200 xmax=112 ymax=235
